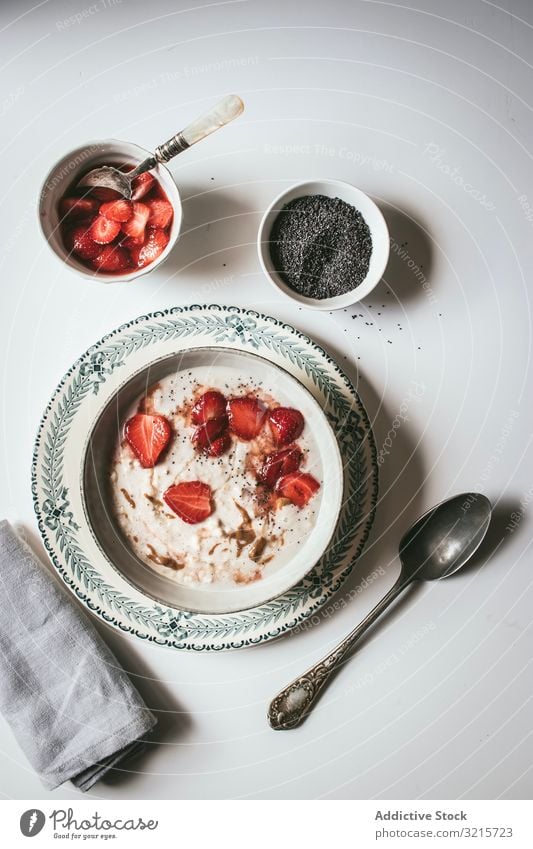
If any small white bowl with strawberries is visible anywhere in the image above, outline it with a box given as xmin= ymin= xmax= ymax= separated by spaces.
xmin=39 ymin=139 xmax=181 ymax=282
xmin=38 ymin=96 xmax=245 ymax=282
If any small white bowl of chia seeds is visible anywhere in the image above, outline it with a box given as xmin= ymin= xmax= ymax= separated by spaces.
xmin=257 ymin=179 xmax=389 ymax=310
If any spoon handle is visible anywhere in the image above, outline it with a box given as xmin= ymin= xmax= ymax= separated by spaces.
xmin=154 ymin=94 xmax=244 ymax=162
xmin=268 ymin=576 xmax=408 ymax=730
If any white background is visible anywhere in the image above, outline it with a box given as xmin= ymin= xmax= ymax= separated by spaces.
xmin=0 ymin=0 xmax=531 ymax=800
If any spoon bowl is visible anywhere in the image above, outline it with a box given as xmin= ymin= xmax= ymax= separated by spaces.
xmin=399 ymin=492 xmax=492 ymax=582
xmin=78 ymin=164 xmax=139 ymax=199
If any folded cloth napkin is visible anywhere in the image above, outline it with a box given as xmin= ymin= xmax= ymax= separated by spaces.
xmin=0 ymin=520 xmax=157 ymax=791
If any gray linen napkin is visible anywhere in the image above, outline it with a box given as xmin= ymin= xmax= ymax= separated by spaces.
xmin=0 ymin=520 xmax=157 ymax=791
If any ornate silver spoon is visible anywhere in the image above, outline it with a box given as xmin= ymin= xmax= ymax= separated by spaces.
xmin=77 ymin=94 xmax=244 ymax=199
xmin=268 ymin=492 xmax=492 ymax=730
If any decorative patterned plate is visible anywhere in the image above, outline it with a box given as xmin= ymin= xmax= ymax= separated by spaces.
xmin=32 ymin=306 xmax=378 ymax=651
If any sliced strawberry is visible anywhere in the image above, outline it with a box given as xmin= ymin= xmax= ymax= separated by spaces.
xmin=206 ymin=431 xmax=231 ymax=457
xmin=191 ymin=390 xmax=227 ymax=425
xmin=268 ymin=407 xmax=304 ymax=446
xmin=121 ymin=201 xmax=150 ymax=241
xmin=90 ymin=215 xmax=121 ymax=244
xmin=129 ymin=227 xmax=169 ymax=268
xmin=227 ymin=396 xmax=267 ymax=440
xmin=100 ymin=198 xmax=133 ymax=222
xmin=147 ymin=198 xmax=173 ymax=229
xmin=163 ymin=481 xmax=213 ymax=524
xmin=276 ymin=472 xmax=320 ymax=508
xmin=119 ymin=234 xmax=144 ymax=249
xmin=257 ymin=445 xmax=303 ymax=489
xmin=192 ymin=418 xmax=228 ymax=454
xmin=59 ymin=196 xmax=99 ymax=220
xmin=124 ymin=413 xmax=172 ymax=467
xmin=65 ymin=222 xmax=100 ymax=260
xmin=131 ymin=172 xmax=155 ymax=200
xmin=92 ymin=245 xmax=131 ymax=272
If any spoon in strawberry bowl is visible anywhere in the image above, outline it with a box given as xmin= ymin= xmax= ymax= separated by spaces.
xmin=268 ymin=492 xmax=492 ymax=730
xmin=77 ymin=94 xmax=244 ymax=199
xmin=39 ymin=95 xmax=244 ymax=280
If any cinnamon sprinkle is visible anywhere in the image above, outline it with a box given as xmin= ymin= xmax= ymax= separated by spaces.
xmin=249 ymin=536 xmax=267 ymax=561
xmin=120 ymin=488 xmax=136 ymax=508
xmin=146 ymin=543 xmax=185 ymax=571
xmin=233 ymin=568 xmax=262 ymax=584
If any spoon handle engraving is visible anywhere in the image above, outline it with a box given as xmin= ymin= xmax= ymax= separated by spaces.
xmin=268 ymin=577 xmax=408 ymax=730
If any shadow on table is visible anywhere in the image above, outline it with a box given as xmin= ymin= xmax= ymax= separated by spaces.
xmin=160 ymin=182 xmax=257 ymax=283
xmin=373 ymin=203 xmax=435 ymax=306
xmin=96 ymin=641 xmax=192 ymax=788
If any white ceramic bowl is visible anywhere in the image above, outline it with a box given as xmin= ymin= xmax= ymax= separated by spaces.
xmin=38 ymin=139 xmax=182 ymax=283
xmin=83 ymin=347 xmax=344 ymax=615
xmin=257 ymin=179 xmax=390 ymax=310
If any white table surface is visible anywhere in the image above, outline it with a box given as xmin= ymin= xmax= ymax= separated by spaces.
xmin=1 ymin=0 xmax=531 ymax=801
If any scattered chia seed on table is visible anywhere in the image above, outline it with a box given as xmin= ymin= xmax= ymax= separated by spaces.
xmin=269 ymin=194 xmax=373 ymax=299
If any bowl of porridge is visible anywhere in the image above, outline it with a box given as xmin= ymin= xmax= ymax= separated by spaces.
xmin=83 ymin=347 xmax=343 ymax=614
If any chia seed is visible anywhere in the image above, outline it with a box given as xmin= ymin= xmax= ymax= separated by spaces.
xmin=269 ymin=194 xmax=373 ymax=299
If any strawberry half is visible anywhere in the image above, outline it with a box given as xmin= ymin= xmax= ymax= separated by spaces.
xmin=92 ymin=245 xmax=130 ymax=272
xmin=227 ymin=396 xmax=267 ymax=440
xmin=100 ymin=199 xmax=133 ymax=222
xmin=129 ymin=227 xmax=169 ymax=268
xmin=268 ymin=407 xmax=304 ymax=446
xmin=276 ymin=472 xmax=320 ymax=508
xmin=65 ymin=222 xmax=100 ymax=260
xmin=257 ymin=445 xmax=303 ymax=489
xmin=191 ymin=390 xmax=227 ymax=425
xmin=147 ymin=198 xmax=173 ymax=229
xmin=124 ymin=413 xmax=172 ymax=468
xmin=163 ymin=481 xmax=213 ymax=524
xmin=192 ymin=418 xmax=228 ymax=455
xmin=131 ymin=172 xmax=155 ymax=200
xmin=59 ymin=197 xmax=99 ymax=220
xmin=90 ymin=215 xmax=121 ymax=244
xmin=121 ymin=202 xmax=150 ymax=240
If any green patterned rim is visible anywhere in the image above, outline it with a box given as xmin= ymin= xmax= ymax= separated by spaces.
xmin=31 ymin=305 xmax=378 ymax=651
